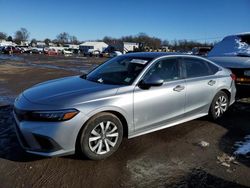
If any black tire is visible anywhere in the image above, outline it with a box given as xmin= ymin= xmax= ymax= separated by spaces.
xmin=78 ymin=112 xmax=123 ymax=160
xmin=209 ymin=91 xmax=229 ymax=120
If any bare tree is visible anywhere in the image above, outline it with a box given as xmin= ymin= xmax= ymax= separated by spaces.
xmin=70 ymin=35 xmax=78 ymax=44
xmin=7 ymin=36 xmax=13 ymax=41
xmin=162 ymin=40 xmax=170 ymax=46
xmin=30 ymin=38 xmax=37 ymax=47
xmin=14 ymin=28 xmax=29 ymax=44
xmin=0 ymin=32 xmax=7 ymax=40
xmin=56 ymin=32 xmax=70 ymax=45
xmin=44 ymin=38 xmax=51 ymax=46
xmin=103 ymin=36 xmax=120 ymax=45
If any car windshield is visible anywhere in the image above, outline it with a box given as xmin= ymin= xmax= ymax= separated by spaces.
xmin=85 ymin=56 xmax=153 ymax=85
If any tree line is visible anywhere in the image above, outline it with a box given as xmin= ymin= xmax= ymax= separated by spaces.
xmin=0 ymin=28 xmax=215 ymax=51
xmin=0 ymin=28 xmax=79 ymax=46
xmin=103 ymin=33 xmax=215 ymax=51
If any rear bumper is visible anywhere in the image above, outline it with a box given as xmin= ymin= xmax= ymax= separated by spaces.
xmin=228 ymin=81 xmax=237 ymax=106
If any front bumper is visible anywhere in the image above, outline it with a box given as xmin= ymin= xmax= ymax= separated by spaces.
xmin=13 ymin=94 xmax=88 ymax=157
xmin=13 ymin=110 xmax=87 ymax=157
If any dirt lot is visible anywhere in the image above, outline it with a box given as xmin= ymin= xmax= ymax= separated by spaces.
xmin=0 ymin=54 xmax=250 ymax=188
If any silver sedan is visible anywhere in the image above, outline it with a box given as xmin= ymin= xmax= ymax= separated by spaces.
xmin=13 ymin=53 xmax=236 ymax=160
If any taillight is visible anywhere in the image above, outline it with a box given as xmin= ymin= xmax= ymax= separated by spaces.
xmin=230 ymin=73 xmax=236 ymax=81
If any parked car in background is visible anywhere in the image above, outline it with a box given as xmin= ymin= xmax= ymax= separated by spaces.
xmin=84 ymin=49 xmax=100 ymax=56
xmin=192 ymin=47 xmax=212 ymax=56
xmin=109 ymin=51 xmax=122 ymax=57
xmin=0 ymin=46 xmax=4 ymax=53
xmin=31 ymin=47 xmax=44 ymax=54
xmin=62 ymin=49 xmax=73 ymax=55
xmin=208 ymin=33 xmax=250 ymax=91
xmin=14 ymin=52 xmax=236 ymax=160
xmin=2 ymin=46 xmax=22 ymax=54
xmin=71 ymin=49 xmax=80 ymax=54
xmin=44 ymin=48 xmax=58 ymax=56
xmin=21 ymin=47 xmax=33 ymax=54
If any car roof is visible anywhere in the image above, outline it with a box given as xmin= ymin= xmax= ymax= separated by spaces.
xmin=123 ymin=52 xmax=181 ymax=59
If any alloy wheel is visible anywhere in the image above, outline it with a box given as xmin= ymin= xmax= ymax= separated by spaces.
xmin=88 ymin=121 xmax=119 ymax=155
xmin=214 ymin=95 xmax=228 ymax=118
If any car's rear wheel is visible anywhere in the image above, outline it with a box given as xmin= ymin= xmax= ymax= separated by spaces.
xmin=209 ymin=91 xmax=229 ymax=120
xmin=78 ymin=112 xmax=123 ymax=160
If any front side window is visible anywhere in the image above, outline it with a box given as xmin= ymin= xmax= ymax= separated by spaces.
xmin=86 ymin=56 xmax=153 ymax=85
xmin=143 ymin=58 xmax=181 ymax=82
xmin=184 ymin=58 xmax=212 ymax=78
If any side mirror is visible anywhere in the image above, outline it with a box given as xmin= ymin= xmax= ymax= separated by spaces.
xmin=138 ymin=75 xmax=164 ymax=89
xmin=80 ymin=73 xmax=87 ymax=79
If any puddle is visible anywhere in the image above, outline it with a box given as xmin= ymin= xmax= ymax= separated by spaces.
xmin=0 ymin=54 xmax=95 ymax=73
xmin=0 ymin=105 xmax=27 ymax=160
xmin=0 ymin=54 xmax=24 ymax=61
xmin=0 ymin=55 xmax=100 ymax=104
xmin=126 ymin=156 xmax=188 ymax=187
xmin=234 ymin=135 xmax=250 ymax=156
xmin=0 ymin=88 xmax=16 ymax=106
xmin=0 ymin=96 xmax=16 ymax=106
xmin=168 ymin=168 xmax=248 ymax=188
xmin=24 ymin=62 xmax=91 ymax=73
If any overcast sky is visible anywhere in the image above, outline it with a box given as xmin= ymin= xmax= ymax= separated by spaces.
xmin=0 ymin=0 xmax=250 ymax=42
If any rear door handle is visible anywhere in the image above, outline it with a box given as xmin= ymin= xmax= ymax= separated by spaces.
xmin=173 ymin=85 xmax=185 ymax=92
xmin=208 ymin=80 xmax=216 ymax=86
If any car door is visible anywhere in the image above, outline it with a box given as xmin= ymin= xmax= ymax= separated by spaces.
xmin=133 ymin=57 xmax=186 ymax=132
xmin=182 ymin=57 xmax=219 ymax=117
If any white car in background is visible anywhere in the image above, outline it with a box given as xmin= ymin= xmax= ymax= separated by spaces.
xmin=110 ymin=51 xmax=122 ymax=57
xmin=31 ymin=47 xmax=44 ymax=54
xmin=63 ymin=49 xmax=73 ymax=55
xmin=208 ymin=33 xmax=250 ymax=91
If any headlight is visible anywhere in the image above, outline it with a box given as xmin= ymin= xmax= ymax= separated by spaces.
xmin=29 ymin=109 xmax=79 ymax=121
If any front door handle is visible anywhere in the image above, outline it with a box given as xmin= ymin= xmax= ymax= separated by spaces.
xmin=208 ymin=80 xmax=216 ymax=86
xmin=173 ymin=85 xmax=185 ymax=92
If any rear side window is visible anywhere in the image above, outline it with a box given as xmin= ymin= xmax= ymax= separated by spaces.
xmin=183 ymin=58 xmax=217 ymax=78
xmin=207 ymin=62 xmax=219 ymax=74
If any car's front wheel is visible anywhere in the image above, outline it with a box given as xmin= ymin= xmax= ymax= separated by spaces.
xmin=209 ymin=91 xmax=229 ymax=120
xmin=78 ymin=112 xmax=123 ymax=160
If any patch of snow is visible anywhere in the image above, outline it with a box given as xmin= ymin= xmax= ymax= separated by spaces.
xmin=208 ymin=34 xmax=250 ymax=57
xmin=234 ymin=135 xmax=250 ymax=155
xmin=217 ymin=153 xmax=237 ymax=168
xmin=197 ymin=141 xmax=210 ymax=148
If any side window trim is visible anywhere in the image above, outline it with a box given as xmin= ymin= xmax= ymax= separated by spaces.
xmin=180 ymin=57 xmax=187 ymax=79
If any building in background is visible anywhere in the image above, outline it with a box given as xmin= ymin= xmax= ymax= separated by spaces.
xmin=64 ymin=44 xmax=79 ymax=49
xmin=104 ymin=42 xmax=139 ymax=54
xmin=0 ymin=40 xmax=16 ymax=47
xmin=79 ymin=41 xmax=108 ymax=54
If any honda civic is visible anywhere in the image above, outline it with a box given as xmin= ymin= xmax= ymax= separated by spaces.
xmin=13 ymin=52 xmax=236 ymax=160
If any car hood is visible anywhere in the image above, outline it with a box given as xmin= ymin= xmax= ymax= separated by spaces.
xmin=208 ymin=56 xmax=250 ymax=69
xmin=23 ymin=76 xmax=119 ymax=106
